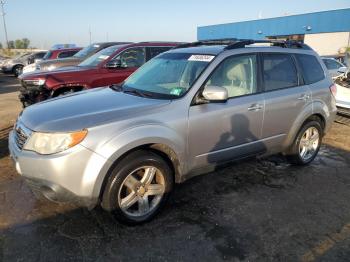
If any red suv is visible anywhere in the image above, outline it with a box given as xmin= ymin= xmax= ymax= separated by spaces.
xmin=18 ymin=42 xmax=178 ymax=107
xmin=42 ymin=47 xmax=82 ymax=60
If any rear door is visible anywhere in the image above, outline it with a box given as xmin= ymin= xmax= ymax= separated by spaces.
xmin=261 ymin=52 xmax=311 ymax=150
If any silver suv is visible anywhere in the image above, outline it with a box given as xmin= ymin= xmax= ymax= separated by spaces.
xmin=9 ymin=39 xmax=337 ymax=224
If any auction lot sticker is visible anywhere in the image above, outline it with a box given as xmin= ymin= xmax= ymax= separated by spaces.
xmin=188 ymin=55 xmax=215 ymax=62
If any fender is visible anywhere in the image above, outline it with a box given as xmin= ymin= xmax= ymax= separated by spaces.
xmin=282 ymin=102 xmax=314 ymax=149
xmin=90 ymin=124 xmax=187 ymax=199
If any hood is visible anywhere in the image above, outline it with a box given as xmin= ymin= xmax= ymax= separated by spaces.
xmin=19 ymin=87 xmax=171 ymax=132
xmin=19 ymin=66 xmax=90 ymax=80
xmin=38 ymin=57 xmax=82 ymax=70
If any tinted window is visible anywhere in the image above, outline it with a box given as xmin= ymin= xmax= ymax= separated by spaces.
xmin=296 ymin=54 xmax=325 ymax=84
xmin=205 ymin=54 xmax=257 ymax=98
xmin=147 ymin=47 xmax=172 ymax=60
xmin=57 ymin=50 xmax=79 ymax=58
xmin=263 ymin=53 xmax=298 ymax=91
xmin=116 ymin=48 xmax=145 ymax=68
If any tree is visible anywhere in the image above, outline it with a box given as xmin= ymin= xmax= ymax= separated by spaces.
xmin=8 ymin=40 xmax=14 ymax=49
xmin=15 ymin=39 xmax=24 ymax=49
xmin=0 ymin=42 xmax=2 ymax=49
xmin=22 ymin=38 xmax=30 ymax=49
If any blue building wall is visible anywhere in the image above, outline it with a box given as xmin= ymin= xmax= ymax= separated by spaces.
xmin=197 ymin=8 xmax=350 ymax=40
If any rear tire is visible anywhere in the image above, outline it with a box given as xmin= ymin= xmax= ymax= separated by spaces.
xmin=101 ymin=150 xmax=174 ymax=225
xmin=286 ymin=120 xmax=323 ymax=165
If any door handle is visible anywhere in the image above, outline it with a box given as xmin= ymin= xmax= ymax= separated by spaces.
xmin=298 ymin=94 xmax=311 ymax=101
xmin=248 ymin=104 xmax=263 ymax=111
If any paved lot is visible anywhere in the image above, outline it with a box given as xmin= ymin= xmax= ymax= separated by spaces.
xmin=1 ymin=73 xmax=350 ymax=261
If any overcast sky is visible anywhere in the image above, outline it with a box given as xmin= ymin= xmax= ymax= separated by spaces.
xmin=1 ymin=0 xmax=349 ymax=49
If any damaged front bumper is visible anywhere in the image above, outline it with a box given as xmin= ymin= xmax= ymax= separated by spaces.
xmin=19 ymin=80 xmax=50 ymax=107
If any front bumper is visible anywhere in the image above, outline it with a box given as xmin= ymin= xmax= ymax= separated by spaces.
xmin=19 ymin=81 xmax=50 ymax=107
xmin=8 ymin=130 xmax=108 ymax=208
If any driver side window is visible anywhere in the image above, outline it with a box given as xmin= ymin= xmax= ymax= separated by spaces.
xmin=114 ymin=48 xmax=145 ymax=68
xmin=205 ymin=54 xmax=257 ymax=98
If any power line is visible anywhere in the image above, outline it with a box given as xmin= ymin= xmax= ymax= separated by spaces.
xmin=0 ymin=0 xmax=9 ymax=49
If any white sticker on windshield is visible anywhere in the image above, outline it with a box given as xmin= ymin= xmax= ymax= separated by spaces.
xmin=188 ymin=55 xmax=215 ymax=62
xmin=98 ymin=55 xmax=109 ymax=60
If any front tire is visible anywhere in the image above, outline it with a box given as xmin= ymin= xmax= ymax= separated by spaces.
xmin=286 ymin=120 xmax=323 ymax=165
xmin=101 ymin=150 xmax=174 ymax=225
xmin=13 ymin=65 xmax=23 ymax=77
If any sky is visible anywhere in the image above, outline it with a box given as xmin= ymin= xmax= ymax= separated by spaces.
xmin=1 ymin=0 xmax=350 ymax=49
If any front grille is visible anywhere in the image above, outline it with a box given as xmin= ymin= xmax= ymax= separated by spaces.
xmin=14 ymin=123 xmax=30 ymax=150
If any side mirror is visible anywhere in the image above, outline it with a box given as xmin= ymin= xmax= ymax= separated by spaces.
xmin=105 ymin=60 xmax=126 ymax=69
xmin=202 ymin=86 xmax=228 ymax=102
xmin=34 ymin=58 xmax=42 ymax=64
xmin=338 ymin=66 xmax=347 ymax=74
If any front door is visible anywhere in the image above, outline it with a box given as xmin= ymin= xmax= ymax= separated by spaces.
xmin=188 ymin=53 xmax=265 ymax=170
xmin=97 ymin=47 xmax=146 ymax=86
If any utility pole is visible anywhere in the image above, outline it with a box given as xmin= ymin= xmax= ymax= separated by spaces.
xmin=89 ymin=26 xmax=92 ymax=44
xmin=0 ymin=0 xmax=9 ymax=49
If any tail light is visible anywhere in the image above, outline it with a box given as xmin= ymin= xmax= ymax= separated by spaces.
xmin=329 ymin=83 xmax=337 ymax=97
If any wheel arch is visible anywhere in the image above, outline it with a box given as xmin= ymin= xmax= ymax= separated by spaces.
xmin=97 ymin=142 xmax=182 ymax=202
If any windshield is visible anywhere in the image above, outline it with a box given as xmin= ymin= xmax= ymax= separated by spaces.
xmin=43 ymin=51 xmax=52 ymax=60
xmin=78 ymin=45 xmax=120 ymax=67
xmin=121 ymin=53 xmax=214 ymax=98
xmin=73 ymin=43 xmax=101 ymax=59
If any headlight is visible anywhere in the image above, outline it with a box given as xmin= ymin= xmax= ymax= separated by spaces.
xmin=47 ymin=65 xmax=56 ymax=71
xmin=23 ymin=130 xmax=88 ymax=155
xmin=24 ymin=79 xmax=46 ymax=86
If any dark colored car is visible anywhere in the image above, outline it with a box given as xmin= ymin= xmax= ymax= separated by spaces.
xmin=19 ymin=42 xmax=178 ymax=106
xmin=36 ymin=42 xmax=129 ymax=72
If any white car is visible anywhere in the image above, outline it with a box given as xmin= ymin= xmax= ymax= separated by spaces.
xmin=22 ymin=63 xmax=37 ymax=74
xmin=322 ymin=57 xmax=347 ymax=78
xmin=334 ymin=71 xmax=350 ymax=122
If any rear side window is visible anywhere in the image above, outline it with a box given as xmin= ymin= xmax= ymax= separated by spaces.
xmin=262 ymin=53 xmax=298 ymax=91
xmin=57 ymin=50 xmax=79 ymax=58
xmin=296 ymin=54 xmax=325 ymax=84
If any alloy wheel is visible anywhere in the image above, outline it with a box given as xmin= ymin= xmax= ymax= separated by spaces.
xmin=118 ymin=166 xmax=166 ymax=217
xmin=298 ymin=126 xmax=320 ymax=161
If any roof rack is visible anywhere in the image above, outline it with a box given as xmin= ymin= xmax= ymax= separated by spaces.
xmin=224 ymin=39 xmax=311 ymax=50
xmin=173 ymin=39 xmax=311 ymax=50
xmin=173 ymin=38 xmax=238 ymax=49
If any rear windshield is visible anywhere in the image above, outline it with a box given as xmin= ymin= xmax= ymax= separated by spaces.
xmin=296 ymin=54 xmax=325 ymax=84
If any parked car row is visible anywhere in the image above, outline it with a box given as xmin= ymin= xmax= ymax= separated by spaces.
xmin=18 ymin=42 xmax=177 ymax=106
xmin=1 ymin=51 xmax=47 ymax=76
xmin=22 ymin=47 xmax=82 ymax=74
xmin=9 ymin=39 xmax=337 ymax=224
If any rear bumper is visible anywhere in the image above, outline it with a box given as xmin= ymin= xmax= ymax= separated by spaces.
xmin=337 ymin=106 xmax=350 ymax=117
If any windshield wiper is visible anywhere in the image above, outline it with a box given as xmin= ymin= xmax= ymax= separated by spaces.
xmin=123 ymin=88 xmax=153 ymax=98
xmin=109 ymin=84 xmax=124 ymax=92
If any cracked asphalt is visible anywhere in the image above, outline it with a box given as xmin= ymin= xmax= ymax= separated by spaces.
xmin=1 ymin=73 xmax=350 ymax=261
